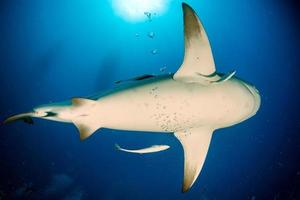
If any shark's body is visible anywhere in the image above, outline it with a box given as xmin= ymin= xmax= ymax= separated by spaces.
xmin=4 ymin=3 xmax=260 ymax=192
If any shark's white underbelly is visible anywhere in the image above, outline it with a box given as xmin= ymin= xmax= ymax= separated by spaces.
xmin=96 ymin=78 xmax=253 ymax=132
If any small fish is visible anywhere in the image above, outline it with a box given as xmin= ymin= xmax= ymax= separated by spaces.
xmin=115 ymin=144 xmax=170 ymax=154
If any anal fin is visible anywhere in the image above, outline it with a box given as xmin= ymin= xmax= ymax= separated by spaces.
xmin=71 ymin=97 xmax=101 ymax=141
xmin=174 ymin=127 xmax=214 ymax=192
xmin=73 ymin=118 xmax=100 ymax=141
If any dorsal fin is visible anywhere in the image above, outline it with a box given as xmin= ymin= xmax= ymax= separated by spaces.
xmin=174 ymin=3 xmax=216 ymax=82
xmin=174 ymin=127 xmax=214 ymax=192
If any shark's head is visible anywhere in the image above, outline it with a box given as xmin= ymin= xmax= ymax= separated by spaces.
xmin=213 ymin=77 xmax=261 ymax=128
xmin=234 ymin=79 xmax=261 ymax=123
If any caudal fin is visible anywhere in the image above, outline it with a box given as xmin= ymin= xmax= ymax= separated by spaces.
xmin=3 ymin=112 xmax=35 ymax=125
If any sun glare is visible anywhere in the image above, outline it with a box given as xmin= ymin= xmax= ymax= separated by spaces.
xmin=111 ymin=0 xmax=170 ymax=22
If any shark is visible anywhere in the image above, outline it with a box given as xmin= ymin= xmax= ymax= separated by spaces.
xmin=3 ymin=3 xmax=261 ymax=192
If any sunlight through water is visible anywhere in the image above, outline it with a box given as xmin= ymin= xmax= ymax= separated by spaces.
xmin=111 ymin=0 xmax=171 ymax=22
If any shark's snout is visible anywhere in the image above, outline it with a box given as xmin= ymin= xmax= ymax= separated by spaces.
xmin=244 ymin=83 xmax=261 ymax=116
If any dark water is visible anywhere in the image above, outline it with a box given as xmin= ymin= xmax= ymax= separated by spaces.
xmin=0 ymin=0 xmax=299 ymax=199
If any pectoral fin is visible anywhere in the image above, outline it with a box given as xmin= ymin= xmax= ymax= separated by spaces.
xmin=174 ymin=127 xmax=214 ymax=192
xmin=174 ymin=3 xmax=216 ymax=83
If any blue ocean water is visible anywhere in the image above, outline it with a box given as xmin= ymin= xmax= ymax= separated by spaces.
xmin=0 ymin=0 xmax=299 ymax=199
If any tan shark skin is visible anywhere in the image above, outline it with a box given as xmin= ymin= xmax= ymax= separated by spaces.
xmin=3 ymin=3 xmax=260 ymax=192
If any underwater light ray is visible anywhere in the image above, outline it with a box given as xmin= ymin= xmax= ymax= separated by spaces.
xmin=111 ymin=0 xmax=170 ymax=22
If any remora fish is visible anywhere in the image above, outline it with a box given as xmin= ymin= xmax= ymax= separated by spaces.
xmin=115 ymin=144 xmax=170 ymax=154
xmin=3 ymin=3 xmax=261 ymax=192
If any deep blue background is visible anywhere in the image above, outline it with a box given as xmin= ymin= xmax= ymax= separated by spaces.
xmin=0 ymin=0 xmax=299 ymax=199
